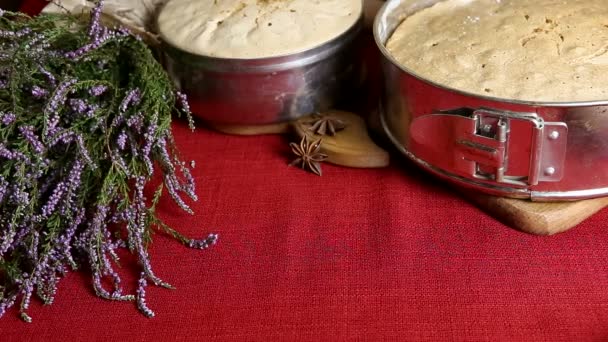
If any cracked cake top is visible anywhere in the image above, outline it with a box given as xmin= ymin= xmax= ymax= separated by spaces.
xmin=157 ymin=0 xmax=362 ymax=59
xmin=385 ymin=0 xmax=608 ymax=102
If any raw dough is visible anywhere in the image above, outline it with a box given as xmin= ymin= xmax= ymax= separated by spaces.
xmin=157 ymin=0 xmax=362 ymax=59
xmin=385 ymin=0 xmax=608 ymax=102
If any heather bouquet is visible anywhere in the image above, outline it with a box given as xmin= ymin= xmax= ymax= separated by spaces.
xmin=0 ymin=2 xmax=216 ymax=322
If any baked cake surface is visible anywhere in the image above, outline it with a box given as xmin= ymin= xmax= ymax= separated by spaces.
xmin=158 ymin=0 xmax=362 ymax=59
xmin=385 ymin=0 xmax=608 ymax=102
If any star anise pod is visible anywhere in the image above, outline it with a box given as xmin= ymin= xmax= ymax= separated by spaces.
xmin=306 ymin=113 xmax=346 ymax=136
xmin=289 ymin=135 xmax=328 ymax=176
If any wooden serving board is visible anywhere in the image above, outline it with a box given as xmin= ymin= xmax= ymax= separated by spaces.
xmin=292 ymin=110 xmax=390 ymax=168
xmin=463 ymin=192 xmax=608 ymax=235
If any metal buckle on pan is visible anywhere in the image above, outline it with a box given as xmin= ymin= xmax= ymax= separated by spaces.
xmin=443 ymin=108 xmax=568 ymax=187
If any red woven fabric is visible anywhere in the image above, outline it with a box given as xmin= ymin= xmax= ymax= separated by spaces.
xmin=3 ymin=2 xmax=608 ymax=340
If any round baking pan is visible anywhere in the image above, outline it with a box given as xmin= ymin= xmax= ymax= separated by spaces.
xmin=374 ymin=0 xmax=608 ymax=201
xmin=160 ymin=14 xmax=364 ymax=126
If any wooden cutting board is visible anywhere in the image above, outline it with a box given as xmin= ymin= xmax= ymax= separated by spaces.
xmin=463 ymin=192 xmax=608 ymax=235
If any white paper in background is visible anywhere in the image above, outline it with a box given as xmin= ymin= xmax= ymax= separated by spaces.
xmin=44 ymin=0 xmax=385 ymax=32
xmin=42 ymin=0 xmax=168 ymax=33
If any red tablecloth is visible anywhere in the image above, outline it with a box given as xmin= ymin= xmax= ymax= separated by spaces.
xmin=3 ymin=2 xmax=608 ymax=340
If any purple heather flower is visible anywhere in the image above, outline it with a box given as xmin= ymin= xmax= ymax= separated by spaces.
xmin=68 ymin=18 xmax=130 ymax=60
xmin=0 ymin=27 xmax=31 ymax=39
xmin=116 ymin=130 xmax=127 ymax=150
xmin=110 ymin=90 xmax=142 ymax=129
xmin=89 ymin=85 xmax=107 ymax=96
xmin=98 ymin=239 xmax=133 ymax=300
xmin=106 ymin=271 xmax=133 ymax=301
xmin=88 ymin=0 xmax=105 ymax=39
xmin=0 ymin=176 xmax=7 ymax=203
xmin=40 ymin=181 xmax=67 ymax=218
xmin=65 ymin=35 xmax=111 ymax=60
xmin=188 ymin=233 xmax=219 ymax=250
xmin=68 ymin=160 xmax=84 ymax=188
xmin=19 ymin=281 xmax=34 ymax=322
xmin=60 ymin=160 xmax=84 ymax=215
xmin=38 ymin=66 xmax=56 ymax=86
xmin=128 ymin=177 xmax=172 ymax=290
xmin=164 ymin=173 xmax=193 ymax=214
xmin=10 ymin=185 xmax=30 ymax=206
xmin=83 ymin=104 xmax=99 ymax=119
xmin=92 ymin=272 xmax=111 ymax=299
xmin=136 ymin=273 xmax=155 ymax=318
xmin=0 ymin=144 xmax=26 ymax=161
xmin=176 ymin=91 xmax=195 ymax=130
xmin=49 ymin=131 xmax=74 ymax=146
xmin=109 ymin=112 xmax=125 ymax=129
xmin=87 ymin=205 xmax=133 ymax=302
xmin=127 ymin=132 xmax=139 ymax=158
xmin=176 ymin=92 xmax=191 ymax=112
xmin=111 ymin=151 xmax=130 ymax=175
xmin=37 ymin=270 xmax=59 ymax=305
xmin=1 ymin=112 xmax=15 ymax=125
xmin=0 ymin=293 xmax=17 ymax=319
xmin=155 ymin=137 xmax=174 ymax=172
xmin=8 ymin=222 xmax=33 ymax=253
xmin=86 ymin=205 xmax=110 ymax=265
xmin=31 ymin=231 xmax=40 ymax=260
xmin=31 ymin=86 xmax=48 ymax=99
xmin=45 ymin=79 xmax=76 ymax=137
xmin=46 ymin=126 xmax=60 ymax=139
xmin=69 ymin=99 xmax=88 ymax=114
xmin=24 ymin=33 xmax=48 ymax=56
xmin=116 ymin=26 xmax=132 ymax=37
xmin=175 ymin=158 xmax=197 ymax=201
xmin=76 ymin=134 xmax=95 ymax=168
xmin=120 ymin=89 xmax=142 ymax=113
xmin=126 ymin=113 xmax=144 ymax=132
xmin=156 ymin=138 xmax=196 ymax=202
xmin=141 ymin=112 xmax=159 ymax=174
xmin=19 ymin=126 xmax=45 ymax=153
xmin=55 ymin=208 xmax=84 ymax=269
xmin=0 ymin=225 xmax=16 ymax=255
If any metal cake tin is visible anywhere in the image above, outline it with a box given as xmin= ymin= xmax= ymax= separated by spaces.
xmin=160 ymin=15 xmax=364 ymax=126
xmin=374 ymin=0 xmax=608 ymax=201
